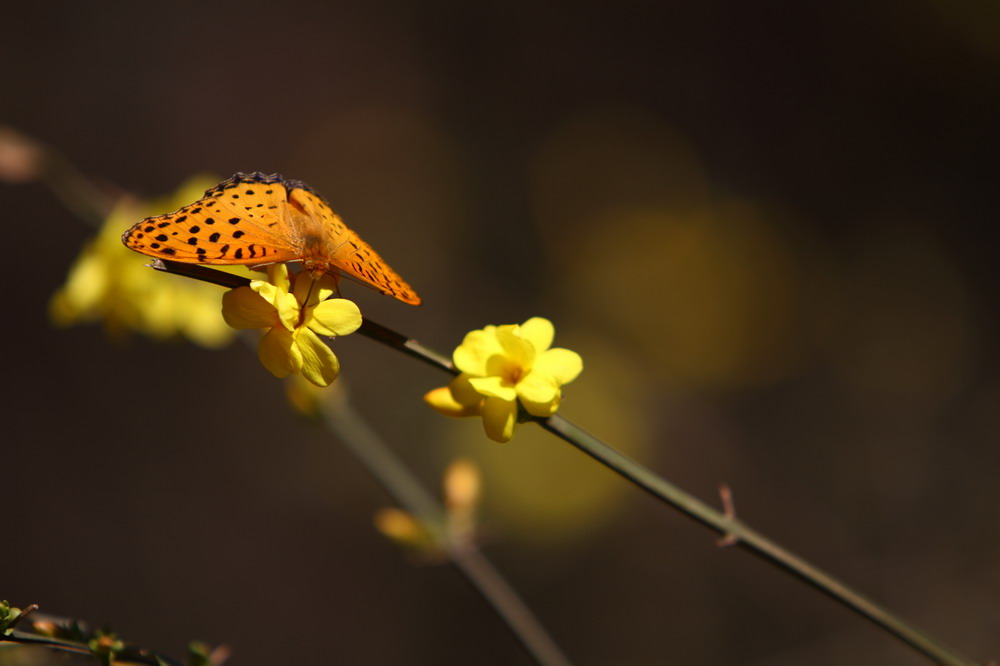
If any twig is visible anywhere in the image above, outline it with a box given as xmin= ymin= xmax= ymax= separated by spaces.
xmin=716 ymin=484 xmax=739 ymax=548
xmin=152 ymin=261 xmax=983 ymax=666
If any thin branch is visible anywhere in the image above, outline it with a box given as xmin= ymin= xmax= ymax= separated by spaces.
xmin=154 ymin=260 xmax=251 ymax=289
xmin=539 ymin=415 xmax=979 ymax=666
xmin=150 ymin=261 xmax=983 ymax=666
xmin=356 ymin=318 xmax=455 ymax=372
xmin=715 ymin=484 xmax=739 ymax=548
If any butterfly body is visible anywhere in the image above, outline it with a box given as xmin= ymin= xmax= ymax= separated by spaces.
xmin=122 ymin=172 xmax=421 ymax=305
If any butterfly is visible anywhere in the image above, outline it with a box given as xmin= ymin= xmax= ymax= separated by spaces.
xmin=122 ymin=172 xmax=421 ymax=305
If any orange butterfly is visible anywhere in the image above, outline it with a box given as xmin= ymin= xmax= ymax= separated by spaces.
xmin=122 ymin=172 xmax=421 ymax=305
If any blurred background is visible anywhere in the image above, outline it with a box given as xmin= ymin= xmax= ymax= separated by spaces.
xmin=2 ymin=1 xmax=998 ymax=664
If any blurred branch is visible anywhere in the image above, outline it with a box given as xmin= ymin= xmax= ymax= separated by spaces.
xmin=0 ymin=126 xmax=119 ymax=225
xmin=319 ymin=391 xmax=573 ymax=666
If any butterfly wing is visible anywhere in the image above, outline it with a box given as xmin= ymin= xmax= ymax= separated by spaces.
xmin=123 ymin=172 xmax=422 ymax=306
xmin=287 ymin=185 xmax=422 ymax=306
xmin=122 ymin=172 xmax=302 ymax=267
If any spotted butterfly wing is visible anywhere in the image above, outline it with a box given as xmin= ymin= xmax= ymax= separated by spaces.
xmin=286 ymin=185 xmax=423 ymax=307
xmin=122 ymin=172 xmax=421 ymax=305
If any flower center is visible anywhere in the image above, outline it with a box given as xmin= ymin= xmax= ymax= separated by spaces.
xmin=501 ymin=362 xmax=525 ymax=387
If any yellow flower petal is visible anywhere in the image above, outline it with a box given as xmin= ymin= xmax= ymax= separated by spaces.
xmin=374 ymin=507 xmax=433 ymax=549
xmin=428 ymin=317 xmax=583 ymax=443
xmin=183 ymin=286 xmax=237 ymax=348
xmin=518 ymin=317 xmax=555 ymax=353
xmin=292 ymin=272 xmax=341 ymax=307
xmin=50 ymin=176 xmax=236 ymax=347
xmin=292 ymin=271 xmax=314 ymax=305
xmin=285 ymin=374 xmax=326 ymax=418
xmin=449 ymin=374 xmax=485 ymax=407
xmin=267 ymin=264 xmax=291 ymax=294
xmin=424 ymin=386 xmax=482 ymax=417
xmin=222 ymin=287 xmax=278 ymax=329
xmin=296 ymin=327 xmax=340 ymax=386
xmin=252 ymin=276 xmax=299 ymax=331
xmin=258 ymin=326 xmax=301 ymax=378
xmin=533 ymin=348 xmax=584 ymax=385
xmin=276 ymin=292 xmax=302 ymax=331
xmin=314 ymin=275 xmax=341 ymax=304
xmin=309 ymin=298 xmax=362 ymax=337
xmin=57 ymin=251 xmax=109 ymax=316
xmin=469 ymin=376 xmax=518 ymax=401
xmin=482 ymin=396 xmax=517 ymax=443
xmin=516 ymin=372 xmax=561 ymax=416
xmin=443 ymin=458 xmax=481 ymax=514
xmin=453 ymin=327 xmax=504 ymax=375
xmin=494 ymin=324 xmax=536 ymax=369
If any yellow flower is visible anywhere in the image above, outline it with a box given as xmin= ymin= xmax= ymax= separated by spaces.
xmin=49 ymin=177 xmax=233 ymax=347
xmin=374 ymin=459 xmax=483 ymax=557
xmin=443 ymin=458 xmax=481 ymax=540
xmin=373 ymin=508 xmax=438 ymax=555
xmin=49 ymin=176 xmax=237 ymax=348
xmin=222 ymin=264 xmax=362 ymax=386
xmin=425 ymin=317 xmax=583 ymax=442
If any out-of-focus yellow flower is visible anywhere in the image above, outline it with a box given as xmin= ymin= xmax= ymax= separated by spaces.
xmin=425 ymin=317 xmax=583 ymax=442
xmin=284 ymin=374 xmax=330 ymax=419
xmin=222 ymin=264 xmax=362 ymax=387
xmin=443 ymin=458 xmax=480 ymax=539
xmin=375 ymin=459 xmax=483 ymax=557
xmin=49 ymin=176 xmax=237 ymax=348
xmin=373 ymin=508 xmax=437 ymax=553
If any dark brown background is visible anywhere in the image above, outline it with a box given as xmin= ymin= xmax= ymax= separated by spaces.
xmin=2 ymin=2 xmax=998 ymax=665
